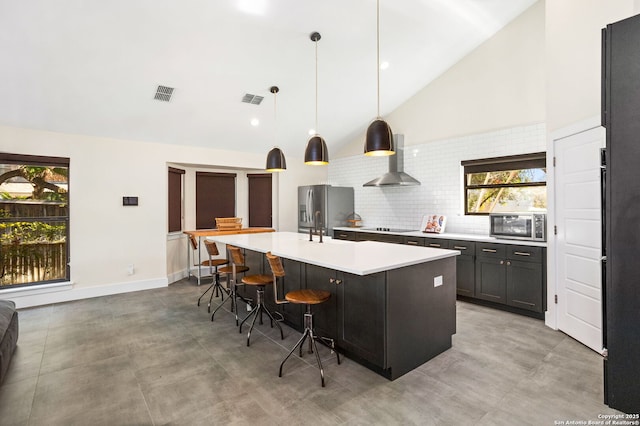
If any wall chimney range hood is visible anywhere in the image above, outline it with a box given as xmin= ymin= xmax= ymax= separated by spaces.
xmin=363 ymin=135 xmax=420 ymax=187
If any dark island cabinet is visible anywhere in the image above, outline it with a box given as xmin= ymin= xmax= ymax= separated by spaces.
xmin=277 ymin=258 xmax=304 ymax=329
xmin=304 ymin=263 xmax=386 ymax=367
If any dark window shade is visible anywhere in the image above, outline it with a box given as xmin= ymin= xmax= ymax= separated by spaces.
xmin=462 ymin=152 xmax=546 ymax=174
xmin=168 ymin=167 xmax=184 ymax=232
xmin=248 ymin=174 xmax=272 ymax=227
xmin=0 ymin=153 xmax=70 ymax=167
xmin=196 ymin=172 xmax=236 ymax=229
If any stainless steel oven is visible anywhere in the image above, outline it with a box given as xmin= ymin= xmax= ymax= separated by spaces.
xmin=489 ymin=212 xmax=546 ymax=242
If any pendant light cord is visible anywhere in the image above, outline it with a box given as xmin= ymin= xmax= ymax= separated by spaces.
xmin=376 ymin=0 xmax=380 ymax=118
xmin=315 ymin=37 xmax=319 ymax=133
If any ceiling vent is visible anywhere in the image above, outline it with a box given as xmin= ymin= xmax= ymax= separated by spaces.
xmin=242 ymin=93 xmax=264 ymax=105
xmin=154 ymin=85 xmax=174 ymax=102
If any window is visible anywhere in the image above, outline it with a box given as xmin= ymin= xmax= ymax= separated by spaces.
xmin=462 ymin=152 xmax=546 ymax=215
xmin=0 ymin=153 xmax=70 ymax=287
xmin=195 ymin=172 xmax=236 ymax=229
xmin=168 ymin=167 xmax=185 ymax=233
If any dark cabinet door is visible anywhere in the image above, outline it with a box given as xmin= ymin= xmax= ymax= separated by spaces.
xmin=475 ymin=256 xmax=507 ymax=303
xmin=304 ymin=263 xmax=337 ymax=340
xmin=236 ymin=249 xmax=263 ymax=304
xmin=450 ymin=240 xmax=475 ymax=297
xmin=337 ymin=271 xmax=386 ymax=366
xmin=456 ymin=255 xmax=475 ymax=297
xmin=506 ymin=259 xmax=543 ymax=313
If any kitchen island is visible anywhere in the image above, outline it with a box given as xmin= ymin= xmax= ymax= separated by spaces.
xmin=209 ymin=231 xmax=459 ymax=380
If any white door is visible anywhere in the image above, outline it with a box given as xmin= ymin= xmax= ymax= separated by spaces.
xmin=554 ymin=126 xmax=605 ymax=353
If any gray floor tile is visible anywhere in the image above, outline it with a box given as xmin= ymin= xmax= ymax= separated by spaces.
xmin=1 ymin=279 xmax=621 ymax=425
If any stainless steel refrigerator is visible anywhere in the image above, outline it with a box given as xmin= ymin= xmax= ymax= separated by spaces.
xmin=602 ymin=13 xmax=640 ymax=413
xmin=298 ymin=185 xmax=354 ymax=237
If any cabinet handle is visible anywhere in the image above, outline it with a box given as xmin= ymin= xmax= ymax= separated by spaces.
xmin=500 ymin=260 xmax=504 ymax=265
xmin=507 ymin=261 xmax=511 ymax=266
xmin=329 ymin=278 xmax=342 ymax=285
xmin=483 ymin=248 xmax=497 ymax=253
xmin=453 ymin=246 xmax=467 ymax=250
xmin=335 ymin=279 xmax=342 ymax=285
xmin=338 ymin=234 xmax=347 ymax=238
xmin=407 ymin=241 xmax=419 ymax=245
xmin=513 ymin=251 xmax=531 ymax=256
xmin=429 ymin=243 xmax=441 ymax=248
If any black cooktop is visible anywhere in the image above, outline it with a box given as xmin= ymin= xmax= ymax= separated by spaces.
xmin=361 ymin=227 xmax=419 ymax=233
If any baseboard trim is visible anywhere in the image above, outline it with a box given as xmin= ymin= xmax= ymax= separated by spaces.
xmin=7 ymin=278 xmax=168 ymax=309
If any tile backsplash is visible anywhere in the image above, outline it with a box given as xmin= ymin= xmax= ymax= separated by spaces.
xmin=329 ymin=123 xmax=547 ymax=235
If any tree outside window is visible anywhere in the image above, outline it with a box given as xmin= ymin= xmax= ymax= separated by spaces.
xmin=0 ymin=155 xmax=69 ymax=287
xmin=463 ymin=152 xmax=546 ymax=215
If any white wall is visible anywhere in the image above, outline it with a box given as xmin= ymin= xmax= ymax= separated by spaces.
xmin=0 ymin=124 xmax=327 ymax=307
xmin=337 ymin=0 xmax=545 ymax=158
xmin=329 ymin=124 xmax=546 ymax=234
xmin=545 ymin=0 xmax=638 ymax=134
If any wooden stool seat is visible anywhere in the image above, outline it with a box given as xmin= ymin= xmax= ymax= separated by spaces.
xmin=241 ymin=274 xmax=273 ymax=286
xmin=285 ymin=289 xmax=330 ymax=305
xmin=218 ymin=264 xmax=249 ymax=275
xmin=202 ymin=258 xmax=229 ymax=268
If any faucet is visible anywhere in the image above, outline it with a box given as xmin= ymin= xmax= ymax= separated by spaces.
xmin=308 ymin=210 xmax=323 ymax=243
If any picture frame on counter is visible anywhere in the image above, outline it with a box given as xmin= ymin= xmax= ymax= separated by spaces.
xmin=421 ymin=214 xmax=447 ymax=234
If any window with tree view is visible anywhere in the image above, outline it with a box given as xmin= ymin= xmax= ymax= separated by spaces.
xmin=462 ymin=152 xmax=546 ymax=215
xmin=0 ymin=154 xmax=69 ymax=288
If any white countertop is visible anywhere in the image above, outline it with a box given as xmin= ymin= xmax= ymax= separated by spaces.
xmin=207 ymin=231 xmax=459 ymax=275
xmin=333 ymin=227 xmax=547 ymax=248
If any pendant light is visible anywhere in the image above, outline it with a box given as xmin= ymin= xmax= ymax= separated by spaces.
xmin=304 ymin=31 xmax=329 ymax=165
xmin=265 ymin=86 xmax=287 ymax=172
xmin=364 ymin=0 xmax=395 ymax=157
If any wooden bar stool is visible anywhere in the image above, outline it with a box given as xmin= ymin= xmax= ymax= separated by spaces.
xmin=196 ymin=240 xmax=229 ymax=313
xmin=211 ymin=246 xmax=250 ymax=325
xmin=266 ymin=252 xmax=340 ymax=387
xmin=238 ymin=269 xmax=284 ymax=347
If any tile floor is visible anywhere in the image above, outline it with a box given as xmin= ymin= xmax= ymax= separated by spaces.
xmin=0 ymin=279 xmax=622 ymax=425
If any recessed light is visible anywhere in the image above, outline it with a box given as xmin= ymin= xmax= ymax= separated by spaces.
xmin=251 ymin=118 xmax=260 ymax=126
xmin=380 ymin=61 xmax=389 ymax=70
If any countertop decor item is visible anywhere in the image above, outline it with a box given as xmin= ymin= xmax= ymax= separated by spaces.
xmin=421 ymin=214 xmax=447 ymax=234
xmin=304 ymin=32 xmax=329 ymax=165
xmin=346 ymin=212 xmax=362 ymax=227
xmin=265 ymin=86 xmax=286 ymax=172
xmin=364 ymin=0 xmax=395 ymax=157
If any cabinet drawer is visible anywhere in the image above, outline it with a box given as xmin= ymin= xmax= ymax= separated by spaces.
xmin=335 ymin=231 xmax=356 ymax=241
xmin=424 ymin=238 xmax=450 ymax=249
xmin=475 ymin=242 xmax=506 ymax=258
xmin=403 ymin=236 xmax=425 ymax=246
xmin=506 ymin=245 xmax=543 ymax=263
xmin=448 ymin=240 xmax=475 ymax=255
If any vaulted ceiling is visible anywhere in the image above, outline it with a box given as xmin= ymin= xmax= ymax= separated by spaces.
xmin=0 ymin=0 xmax=537 ymax=159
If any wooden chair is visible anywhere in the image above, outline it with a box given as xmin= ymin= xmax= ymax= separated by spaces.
xmin=211 ymin=246 xmax=250 ymax=325
xmin=196 ymin=240 xmax=229 ymax=313
xmin=266 ymin=252 xmax=340 ymax=387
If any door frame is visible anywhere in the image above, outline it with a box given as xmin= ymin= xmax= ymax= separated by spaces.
xmin=546 ymin=115 xmax=602 ymax=331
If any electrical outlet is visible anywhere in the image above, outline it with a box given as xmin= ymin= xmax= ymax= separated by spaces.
xmin=127 ymin=264 xmax=135 ymax=275
xmin=434 ymin=275 xmax=443 ymax=287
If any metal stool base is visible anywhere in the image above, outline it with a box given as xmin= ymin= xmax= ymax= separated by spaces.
xmin=239 ymin=287 xmax=284 ymax=346
xmin=278 ymin=307 xmax=340 ymax=387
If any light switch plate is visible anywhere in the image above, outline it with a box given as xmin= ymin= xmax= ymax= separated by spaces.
xmin=434 ymin=275 xmax=443 ymax=287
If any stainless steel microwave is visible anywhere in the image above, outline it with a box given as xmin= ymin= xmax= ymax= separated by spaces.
xmin=489 ymin=212 xmax=547 ymax=242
